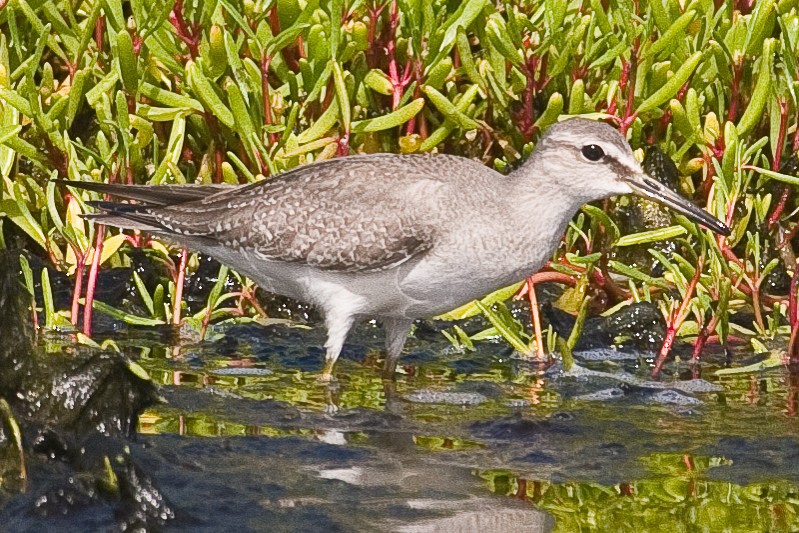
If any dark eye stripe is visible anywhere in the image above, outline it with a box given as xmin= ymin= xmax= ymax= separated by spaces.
xmin=581 ymin=144 xmax=605 ymax=161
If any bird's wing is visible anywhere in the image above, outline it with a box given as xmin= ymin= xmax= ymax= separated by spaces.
xmin=86 ymin=154 xmax=460 ymax=272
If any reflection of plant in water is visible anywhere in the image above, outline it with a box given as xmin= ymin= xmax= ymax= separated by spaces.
xmin=478 ymin=453 xmax=799 ymax=532
xmin=2 ymin=1 xmax=799 ymax=378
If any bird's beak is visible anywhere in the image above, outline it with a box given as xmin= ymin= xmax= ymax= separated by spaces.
xmin=625 ymin=174 xmax=731 ymax=236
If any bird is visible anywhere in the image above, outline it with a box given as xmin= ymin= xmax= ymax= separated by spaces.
xmin=68 ymin=118 xmax=730 ymax=381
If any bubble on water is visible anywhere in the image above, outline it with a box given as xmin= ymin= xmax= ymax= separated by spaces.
xmin=669 ymin=379 xmax=724 ymax=393
xmin=648 ymin=390 xmax=702 ymax=405
xmin=211 ymin=367 xmax=274 ymax=376
xmin=405 ymin=390 xmax=488 ymax=406
xmin=573 ymin=388 xmax=625 ymax=402
xmin=574 ymin=348 xmax=640 ymax=361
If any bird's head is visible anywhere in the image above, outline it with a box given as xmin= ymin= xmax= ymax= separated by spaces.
xmin=533 ymin=118 xmax=730 ymax=236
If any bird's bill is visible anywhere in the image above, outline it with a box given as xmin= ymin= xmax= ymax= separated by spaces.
xmin=626 ymin=175 xmax=731 ymax=236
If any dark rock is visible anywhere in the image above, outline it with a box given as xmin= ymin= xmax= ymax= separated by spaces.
xmin=0 ymin=251 xmax=170 ymax=530
xmin=545 ymin=301 xmax=665 ymax=352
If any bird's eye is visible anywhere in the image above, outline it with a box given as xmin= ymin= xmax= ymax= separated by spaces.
xmin=581 ymin=144 xmax=605 ymax=162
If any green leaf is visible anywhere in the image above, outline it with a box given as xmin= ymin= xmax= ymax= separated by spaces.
xmin=608 ymin=260 xmax=670 ymax=289
xmin=645 ymin=8 xmax=697 ymax=60
xmin=423 ymin=86 xmax=479 ymax=130
xmin=636 ymin=51 xmax=704 ymax=114
xmin=436 ymin=281 xmax=524 ymax=320
xmin=615 ymin=225 xmax=687 ymax=247
xmin=151 ymin=114 xmax=187 ymax=183
xmin=100 ymin=233 xmax=127 ymax=265
xmin=0 ymin=194 xmax=47 ymax=251
xmin=297 ymin=99 xmax=339 ymax=144
xmin=139 ymin=82 xmax=204 ymax=113
xmin=186 ymin=60 xmax=235 ymax=128
xmin=116 ymin=29 xmax=138 ymax=94
xmin=351 ymin=99 xmax=425 ymax=133
xmin=475 ymin=300 xmax=533 ymax=356
xmin=91 ymin=299 xmax=166 ymax=326
xmin=715 ymin=351 xmax=783 ymax=375
xmin=42 ymin=267 xmax=55 ymax=329
xmin=737 ymin=38 xmax=775 ymax=138
xmin=331 ymin=61 xmax=351 ymax=134
xmin=746 ymin=165 xmax=799 ymax=187
xmin=364 ymin=69 xmax=394 ymax=95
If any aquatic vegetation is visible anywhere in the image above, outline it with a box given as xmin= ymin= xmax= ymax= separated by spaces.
xmin=0 ymin=0 xmax=797 ymax=376
xmin=480 ymin=456 xmax=799 ymax=533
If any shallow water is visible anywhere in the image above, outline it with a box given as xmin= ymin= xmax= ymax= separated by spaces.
xmin=4 ymin=318 xmax=799 ymax=532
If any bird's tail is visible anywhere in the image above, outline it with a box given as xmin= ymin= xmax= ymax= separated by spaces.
xmin=82 ymin=201 xmax=165 ymax=231
xmin=60 ymin=180 xmax=231 ymax=205
xmin=60 ymin=180 xmax=231 ymax=232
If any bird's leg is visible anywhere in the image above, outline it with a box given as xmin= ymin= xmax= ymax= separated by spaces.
xmin=381 ymin=318 xmax=414 ymax=380
xmin=320 ymin=314 xmax=355 ymax=382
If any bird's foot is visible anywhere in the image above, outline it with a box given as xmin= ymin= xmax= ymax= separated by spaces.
xmin=317 ymin=372 xmax=337 ymax=383
xmin=319 ymin=358 xmax=339 ymax=383
xmin=381 ymin=359 xmax=399 ymax=381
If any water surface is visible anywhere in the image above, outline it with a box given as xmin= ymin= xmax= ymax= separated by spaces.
xmin=3 ymin=320 xmax=799 ymax=532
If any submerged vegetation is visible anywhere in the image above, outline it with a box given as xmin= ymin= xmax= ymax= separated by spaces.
xmin=0 ymin=0 xmax=798 ymax=375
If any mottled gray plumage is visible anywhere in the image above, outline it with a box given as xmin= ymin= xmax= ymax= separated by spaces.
xmin=73 ymin=118 xmax=728 ymax=380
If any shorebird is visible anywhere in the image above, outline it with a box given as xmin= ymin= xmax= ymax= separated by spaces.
xmin=70 ymin=118 xmax=729 ymax=380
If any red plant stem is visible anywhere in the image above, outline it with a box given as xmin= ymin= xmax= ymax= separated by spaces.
xmin=767 ymin=99 xmax=791 ymax=229
xmin=70 ymin=254 xmax=85 ymax=327
xmin=527 ymin=270 xmax=578 ymax=286
xmin=366 ymin=2 xmax=387 ymax=68
xmin=385 ymin=1 xmax=411 ymax=110
xmin=728 ymin=60 xmax=743 ymax=123
xmin=268 ymin=4 xmax=280 ymax=34
xmin=405 ymin=60 xmax=425 ymax=136
xmin=651 ymin=257 xmax=704 ymax=378
xmin=692 ymin=314 xmax=716 ymax=361
xmin=788 ymin=270 xmax=799 ymax=328
xmin=95 ymin=15 xmax=105 ymax=52
xmin=337 ymin=133 xmax=350 ymax=156
xmin=215 ymin=145 xmax=224 ymax=183
xmin=620 ymin=39 xmax=638 ymax=133
xmin=261 ymin=55 xmax=278 ymax=145
xmin=200 ymin=298 xmax=213 ymax=340
xmin=534 ymin=54 xmax=550 ymax=91
xmin=774 ymin=99 xmax=789 ymax=170
xmin=789 ymin=263 xmax=799 ymax=362
xmin=520 ymin=56 xmax=539 ymax=141
xmin=169 ymin=0 xmax=200 ymax=58
xmin=793 ymin=113 xmax=799 ymax=153
xmin=779 ymin=222 xmax=799 ymax=249
xmin=786 ymin=370 xmax=799 ymax=417
xmin=386 ymin=1 xmax=400 ymax=108
xmin=526 ymin=277 xmax=546 ymax=360
xmin=608 ymin=59 xmax=629 ymax=117
xmin=172 ymin=248 xmax=188 ymax=326
xmin=737 ymin=0 xmax=755 ymax=14
xmin=516 ymin=478 xmax=528 ymax=500
xmin=772 ymin=188 xmax=794 ymax=231
xmin=82 ymin=224 xmax=106 ymax=336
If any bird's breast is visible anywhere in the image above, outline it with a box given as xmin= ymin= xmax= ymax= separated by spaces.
xmin=396 ymin=232 xmax=554 ymax=317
